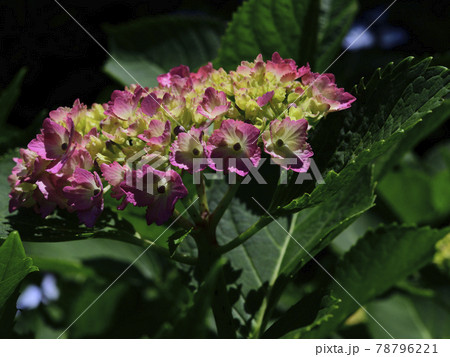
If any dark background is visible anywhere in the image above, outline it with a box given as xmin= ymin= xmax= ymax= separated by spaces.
xmin=1 ymin=0 xmax=449 ymax=151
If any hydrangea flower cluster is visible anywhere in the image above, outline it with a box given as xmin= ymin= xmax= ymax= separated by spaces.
xmin=8 ymin=53 xmax=355 ymax=227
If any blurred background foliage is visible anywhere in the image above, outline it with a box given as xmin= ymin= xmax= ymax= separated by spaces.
xmin=0 ymin=0 xmax=449 ymax=338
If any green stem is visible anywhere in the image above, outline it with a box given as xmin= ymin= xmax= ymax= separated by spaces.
xmin=181 ymin=195 xmax=202 ymax=225
xmin=196 ymin=173 xmax=209 ymax=216
xmin=173 ymin=209 xmax=195 ymax=230
xmin=196 ymin=230 xmax=236 ymax=338
xmin=210 ymin=178 xmax=242 ymax=229
xmin=217 ymin=215 xmax=272 ymax=254
xmin=268 ymin=170 xmax=290 ymax=212
xmin=251 ymin=213 xmax=299 ymax=337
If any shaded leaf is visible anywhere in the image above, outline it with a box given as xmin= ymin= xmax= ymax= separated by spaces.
xmin=161 ymin=258 xmax=224 ymax=338
xmin=315 ymin=0 xmax=359 ymax=71
xmin=263 ymin=292 xmax=340 ymax=338
xmin=366 ymin=292 xmax=450 ymax=339
xmin=63 ymin=282 xmax=127 ymax=338
xmin=104 ymin=15 xmax=225 ymax=87
xmin=215 ymin=0 xmax=357 ymax=70
xmin=287 ymin=224 xmax=450 ymax=338
xmin=378 ymin=143 xmax=450 ymax=225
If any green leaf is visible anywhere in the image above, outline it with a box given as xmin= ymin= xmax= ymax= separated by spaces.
xmin=63 ymin=282 xmax=127 ymax=338
xmin=375 ymin=99 xmax=450 ymax=176
xmin=103 ymin=15 xmax=225 ymax=87
xmin=286 ymin=224 xmax=450 ymax=338
xmin=315 ymin=0 xmax=359 ymax=71
xmin=30 ymin=256 xmax=98 ymax=282
xmin=378 ymin=143 xmax=450 ymax=225
xmin=434 ymin=232 xmax=450 ymax=276
xmin=331 ymin=213 xmax=382 ymax=256
xmin=378 ymin=157 xmax=437 ymax=224
xmin=255 ymin=166 xmax=374 ymax=336
xmin=366 ymin=292 xmax=450 ymax=339
xmin=280 ymin=57 xmax=450 ymax=213
xmin=24 ymin=239 xmax=162 ymax=281
xmin=278 ymin=166 xmax=375 ymax=276
xmin=210 ymin=166 xmax=374 ymax=335
xmin=215 ymin=0 xmax=357 ymax=70
xmin=0 ymin=150 xmax=17 ymax=237
xmin=207 ymin=180 xmax=288 ymax=332
xmin=0 ymin=231 xmax=38 ymax=317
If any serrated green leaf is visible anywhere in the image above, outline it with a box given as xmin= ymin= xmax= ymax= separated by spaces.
xmin=375 ymin=99 xmax=450 ymax=176
xmin=0 ymin=231 xmax=38 ymax=319
xmin=278 ymin=167 xmax=375 ymax=276
xmin=209 ymin=166 xmax=373 ymax=335
xmin=103 ymin=15 xmax=225 ymax=86
xmin=289 ymin=224 xmax=450 ymax=338
xmin=215 ymin=0 xmax=357 ymax=71
xmin=254 ymin=166 xmax=374 ymax=336
xmin=279 ymin=57 xmax=450 ymax=213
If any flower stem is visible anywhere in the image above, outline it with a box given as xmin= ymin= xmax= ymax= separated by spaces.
xmin=196 ymin=173 xmax=209 ymax=216
xmin=217 ymin=215 xmax=273 ymax=254
xmin=172 ymin=209 xmax=195 ymax=230
xmin=181 ymin=195 xmax=202 ymax=225
xmin=195 ymin=230 xmax=236 ymax=338
xmin=210 ymin=177 xmax=242 ymax=229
